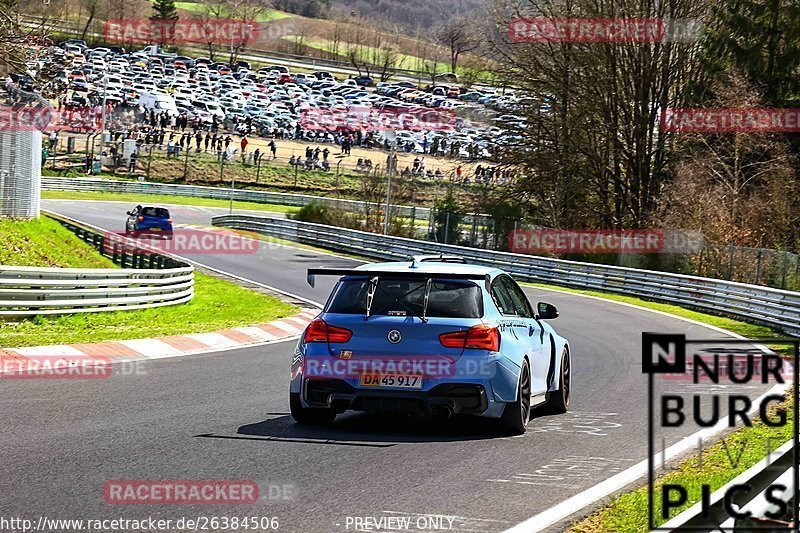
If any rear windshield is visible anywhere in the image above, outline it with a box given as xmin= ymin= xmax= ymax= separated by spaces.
xmin=326 ymin=277 xmax=483 ymax=318
xmin=141 ymin=207 xmax=169 ymax=218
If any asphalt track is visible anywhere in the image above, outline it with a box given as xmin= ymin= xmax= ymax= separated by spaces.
xmin=0 ymin=199 xmax=779 ymax=532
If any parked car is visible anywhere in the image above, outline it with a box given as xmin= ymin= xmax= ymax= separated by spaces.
xmin=353 ymin=75 xmax=374 ymax=87
xmin=138 ymin=91 xmax=179 ymax=116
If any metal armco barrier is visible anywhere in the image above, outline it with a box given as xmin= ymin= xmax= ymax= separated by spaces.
xmin=41 ymin=176 xmax=435 ymax=221
xmin=0 ymin=214 xmax=194 ymax=316
xmin=211 ymin=215 xmax=800 ymax=337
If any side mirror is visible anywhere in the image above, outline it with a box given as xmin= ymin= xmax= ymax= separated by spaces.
xmin=537 ymin=302 xmax=559 ymax=320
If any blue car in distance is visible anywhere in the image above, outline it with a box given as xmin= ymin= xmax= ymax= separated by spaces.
xmin=291 ymin=256 xmax=572 ymax=434
xmin=125 ymin=205 xmax=173 ymax=239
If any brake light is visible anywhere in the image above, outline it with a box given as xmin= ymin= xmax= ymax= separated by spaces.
xmin=137 ymin=216 xmax=143 ymax=222
xmin=167 ymin=218 xmax=172 ymax=223
xmin=303 ymin=318 xmax=352 ymax=343
xmin=439 ymin=325 xmax=500 ymax=351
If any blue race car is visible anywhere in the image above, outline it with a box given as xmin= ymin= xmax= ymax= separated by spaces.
xmin=125 ymin=205 xmax=173 ymax=239
xmin=290 ymin=256 xmax=571 ymax=434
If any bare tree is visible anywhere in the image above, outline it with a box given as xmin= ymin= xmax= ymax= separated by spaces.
xmin=436 ymin=16 xmax=480 ymax=73
xmin=80 ymin=0 xmax=101 ymax=41
xmin=659 ymin=72 xmax=798 ymax=249
xmin=197 ymin=3 xmax=226 ymax=61
xmin=214 ymin=0 xmax=269 ymax=63
xmin=488 ymin=0 xmax=707 ymax=229
xmin=0 ymin=0 xmax=50 ymax=73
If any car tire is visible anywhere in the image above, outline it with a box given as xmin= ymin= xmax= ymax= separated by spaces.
xmin=500 ymin=360 xmax=531 ymax=435
xmin=290 ymin=392 xmax=336 ymax=425
xmin=540 ymin=348 xmax=570 ymax=415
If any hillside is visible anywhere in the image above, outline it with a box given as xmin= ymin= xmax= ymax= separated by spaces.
xmin=331 ymin=0 xmax=485 ymax=34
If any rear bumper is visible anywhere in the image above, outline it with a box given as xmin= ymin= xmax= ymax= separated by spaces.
xmin=303 ymin=378 xmax=489 ymax=416
xmin=129 ymin=229 xmax=173 ymax=239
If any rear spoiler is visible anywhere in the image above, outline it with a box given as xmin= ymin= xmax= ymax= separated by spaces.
xmin=306 ymin=268 xmax=489 ymax=288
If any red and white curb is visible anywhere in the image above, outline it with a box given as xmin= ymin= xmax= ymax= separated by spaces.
xmin=0 ymin=308 xmax=318 ymax=371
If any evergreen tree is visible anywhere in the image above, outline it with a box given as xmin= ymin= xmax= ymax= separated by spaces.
xmin=701 ymin=0 xmax=800 ymax=104
xmin=151 ymin=0 xmax=179 ymax=22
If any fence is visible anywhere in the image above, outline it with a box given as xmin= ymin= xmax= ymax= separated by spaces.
xmin=41 ymin=175 xmax=440 ymax=220
xmin=210 ymin=214 xmax=800 ymax=337
xmin=0 ymin=212 xmax=194 ymax=316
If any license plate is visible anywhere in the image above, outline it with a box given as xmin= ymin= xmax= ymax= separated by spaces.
xmin=150 ymin=228 xmax=161 ymax=231
xmin=359 ymin=373 xmax=423 ymax=389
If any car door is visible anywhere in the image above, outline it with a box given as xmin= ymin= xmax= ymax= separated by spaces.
xmin=499 ymin=276 xmax=548 ymax=395
xmin=489 ymin=276 xmax=543 ymax=392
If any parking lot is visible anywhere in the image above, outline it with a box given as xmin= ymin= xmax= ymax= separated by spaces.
xmin=9 ymin=39 xmax=531 ymax=181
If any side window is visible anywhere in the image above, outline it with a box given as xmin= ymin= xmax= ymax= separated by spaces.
xmin=490 ymin=279 xmax=517 ymax=316
xmin=501 ymin=277 xmax=534 ymax=318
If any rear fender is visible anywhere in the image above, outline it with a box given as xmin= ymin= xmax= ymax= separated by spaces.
xmin=548 ymin=333 xmax=569 ymax=393
xmin=490 ymin=356 xmax=523 ymax=403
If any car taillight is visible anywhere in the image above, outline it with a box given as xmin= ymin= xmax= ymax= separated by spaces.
xmin=303 ymin=318 xmax=352 ymax=343
xmin=439 ymin=325 xmax=500 ymax=351
xmin=167 ymin=218 xmax=172 ymax=223
xmin=137 ymin=216 xmax=143 ymax=222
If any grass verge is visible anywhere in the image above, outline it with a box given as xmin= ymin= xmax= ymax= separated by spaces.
xmin=0 ymin=217 xmax=299 ymax=348
xmin=41 ymin=190 xmax=300 ymax=215
xmin=570 ymin=398 xmax=794 ymax=532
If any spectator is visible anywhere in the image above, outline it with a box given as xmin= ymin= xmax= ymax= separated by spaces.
xmin=269 ymin=139 xmax=277 ymax=159
xmin=128 ymin=151 xmax=138 ymax=174
xmin=240 ymin=135 xmax=248 ymax=154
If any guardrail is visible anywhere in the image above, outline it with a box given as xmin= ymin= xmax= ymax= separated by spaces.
xmin=41 ymin=176 xmax=437 ymax=221
xmin=0 ymin=213 xmax=194 ymax=316
xmin=211 ymin=214 xmax=800 ymax=337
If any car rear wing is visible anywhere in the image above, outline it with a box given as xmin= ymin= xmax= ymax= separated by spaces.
xmin=306 ymin=268 xmax=488 ymax=288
